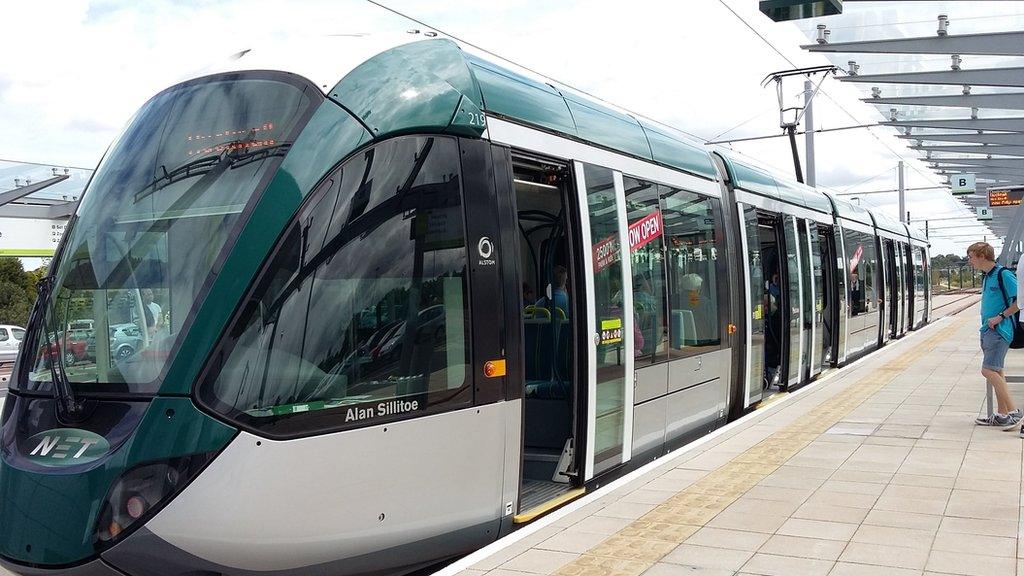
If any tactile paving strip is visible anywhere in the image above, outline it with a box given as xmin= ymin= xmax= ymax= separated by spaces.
xmin=552 ymin=317 xmax=966 ymax=576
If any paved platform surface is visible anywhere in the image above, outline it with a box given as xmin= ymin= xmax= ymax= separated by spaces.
xmin=449 ymin=303 xmax=1024 ymax=576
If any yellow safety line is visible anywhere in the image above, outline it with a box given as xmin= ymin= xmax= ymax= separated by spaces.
xmin=513 ymin=487 xmax=586 ymax=524
xmin=754 ymin=390 xmax=789 ymax=410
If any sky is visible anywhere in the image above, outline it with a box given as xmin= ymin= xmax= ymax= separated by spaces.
xmin=1 ymin=0 xmax=1021 ymax=256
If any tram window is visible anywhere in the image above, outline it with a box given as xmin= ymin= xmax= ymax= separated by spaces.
xmin=22 ymin=75 xmax=318 ymax=393
xmin=660 ymin=187 xmax=723 ymax=354
xmin=843 ymin=229 xmax=877 ymax=317
xmin=624 ymin=176 xmax=669 ymax=364
xmin=200 ymin=136 xmax=471 ymax=436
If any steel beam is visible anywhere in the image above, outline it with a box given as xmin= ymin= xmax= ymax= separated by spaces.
xmin=935 ymin=168 xmax=1024 ymax=177
xmin=900 ymin=133 xmax=1024 ymax=146
xmin=0 ymin=197 xmax=77 ymax=220
xmin=935 ymin=170 xmax=1024 ymax=180
xmin=912 ymin=144 xmax=1024 ymax=156
xmin=839 ymin=68 xmax=1024 ymax=88
xmin=47 ymin=202 xmax=78 ymax=219
xmin=865 ymin=93 xmax=1024 ymax=110
xmin=881 ymin=117 xmax=1024 ymax=131
xmin=0 ymin=175 xmax=68 ymax=208
xmin=804 ymin=31 xmax=1024 ymax=56
xmin=927 ymin=158 xmax=1024 ymax=169
xmin=937 ymin=175 xmax=1024 ymax=185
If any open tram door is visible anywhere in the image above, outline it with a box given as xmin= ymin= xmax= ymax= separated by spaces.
xmin=817 ymin=223 xmax=839 ymax=371
xmin=739 ymin=210 xmax=786 ymax=396
xmin=883 ymin=238 xmax=899 ymax=340
xmin=505 ymin=152 xmax=586 ymax=522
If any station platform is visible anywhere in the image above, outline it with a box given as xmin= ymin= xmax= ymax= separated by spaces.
xmin=443 ymin=298 xmax=1024 ymax=576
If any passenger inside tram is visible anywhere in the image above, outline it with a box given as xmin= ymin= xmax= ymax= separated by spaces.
xmin=762 ymin=256 xmax=783 ymax=389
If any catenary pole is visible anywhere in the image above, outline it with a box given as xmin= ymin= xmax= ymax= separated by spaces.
xmin=805 ymin=79 xmax=815 ymax=188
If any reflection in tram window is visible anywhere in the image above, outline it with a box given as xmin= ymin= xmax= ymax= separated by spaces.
xmin=624 ymin=176 xmax=668 ymax=364
xmin=661 ymin=187 xmax=723 ymax=356
xmin=201 ymin=136 xmax=471 ymax=433
xmin=844 ymin=230 xmax=878 ymax=317
xmin=843 ymin=228 xmax=879 ymax=353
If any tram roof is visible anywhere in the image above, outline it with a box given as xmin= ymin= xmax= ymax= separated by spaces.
xmin=714 ymin=151 xmax=835 ymax=215
xmin=330 ymin=38 xmax=719 ymax=180
xmin=197 ymin=36 xmax=719 ymax=181
xmin=870 ymin=207 xmax=910 ymax=237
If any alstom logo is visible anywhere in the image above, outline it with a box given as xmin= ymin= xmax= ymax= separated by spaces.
xmin=26 ymin=429 xmax=110 ymax=467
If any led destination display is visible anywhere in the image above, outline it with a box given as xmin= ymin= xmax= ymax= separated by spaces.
xmin=989 ymin=188 xmax=1024 ymax=207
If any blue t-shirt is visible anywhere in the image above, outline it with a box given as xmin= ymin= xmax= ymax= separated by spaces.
xmin=981 ymin=265 xmax=1017 ymax=342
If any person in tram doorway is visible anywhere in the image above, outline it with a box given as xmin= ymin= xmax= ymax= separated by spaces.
xmin=967 ymin=242 xmax=1022 ymax=430
xmin=537 ymin=265 xmax=570 ymax=319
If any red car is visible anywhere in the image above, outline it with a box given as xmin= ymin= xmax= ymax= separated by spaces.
xmin=38 ymin=331 xmax=89 ymax=366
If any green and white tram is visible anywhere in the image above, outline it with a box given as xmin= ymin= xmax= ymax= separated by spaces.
xmin=0 ymin=36 xmax=930 ymax=576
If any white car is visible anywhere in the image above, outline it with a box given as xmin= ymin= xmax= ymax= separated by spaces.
xmin=0 ymin=325 xmax=25 ymax=364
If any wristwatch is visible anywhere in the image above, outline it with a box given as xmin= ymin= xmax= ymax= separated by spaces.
xmin=999 ymin=312 xmax=1007 ymax=319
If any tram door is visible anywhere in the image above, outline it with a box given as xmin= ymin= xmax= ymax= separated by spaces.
xmin=880 ymin=238 xmax=888 ymax=342
xmin=739 ymin=206 xmax=763 ymax=405
xmin=805 ymin=223 xmax=825 ymax=379
xmin=758 ymin=214 xmax=785 ymax=392
xmin=739 ymin=205 xmax=765 ymax=405
xmin=510 ymin=153 xmax=582 ymax=517
xmin=577 ymin=163 xmax=632 ymax=478
xmin=816 ymin=224 xmax=836 ymax=372
xmin=884 ymin=239 xmax=899 ymax=339
xmin=782 ymin=215 xmax=803 ymax=389
xmin=797 ymin=220 xmax=817 ymax=383
xmin=896 ymin=243 xmax=907 ymax=336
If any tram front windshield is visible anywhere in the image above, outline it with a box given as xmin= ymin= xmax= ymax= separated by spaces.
xmin=18 ymin=74 xmax=316 ymax=395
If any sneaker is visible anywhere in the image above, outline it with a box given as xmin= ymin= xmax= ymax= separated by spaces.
xmin=996 ymin=410 xmax=1023 ymax=431
xmin=976 ymin=414 xmax=998 ymax=426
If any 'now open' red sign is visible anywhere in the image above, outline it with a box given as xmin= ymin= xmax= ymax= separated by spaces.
xmin=628 ymin=210 xmax=663 ymax=252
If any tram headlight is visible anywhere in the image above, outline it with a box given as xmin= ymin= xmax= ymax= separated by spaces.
xmin=93 ymin=453 xmax=214 ymax=550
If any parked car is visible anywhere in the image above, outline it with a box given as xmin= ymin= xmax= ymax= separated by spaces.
xmin=38 ymin=331 xmax=88 ymax=367
xmin=0 ymin=325 xmax=25 ymax=365
xmin=109 ymin=323 xmax=143 ymax=359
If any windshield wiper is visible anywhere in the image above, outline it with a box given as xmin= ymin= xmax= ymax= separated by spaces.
xmin=134 ymin=142 xmax=291 ymax=205
xmin=35 ymin=276 xmax=83 ymax=420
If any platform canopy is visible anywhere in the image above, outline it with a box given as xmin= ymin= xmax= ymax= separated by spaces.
xmin=800 ymin=9 xmax=1024 ymax=260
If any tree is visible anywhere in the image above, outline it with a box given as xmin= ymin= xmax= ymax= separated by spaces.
xmin=0 ymin=259 xmax=41 ymax=327
xmin=931 ymin=253 xmax=966 ymax=270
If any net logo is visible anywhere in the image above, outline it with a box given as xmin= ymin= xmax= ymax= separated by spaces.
xmin=26 ymin=428 xmax=110 ymax=467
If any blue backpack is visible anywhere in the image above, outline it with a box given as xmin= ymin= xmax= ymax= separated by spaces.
xmin=994 ymin=266 xmax=1024 ymax=349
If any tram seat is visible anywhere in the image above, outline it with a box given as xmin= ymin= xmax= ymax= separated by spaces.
xmin=670 ymin=310 xmax=696 ymax=348
xmin=523 ymin=306 xmax=553 ymax=381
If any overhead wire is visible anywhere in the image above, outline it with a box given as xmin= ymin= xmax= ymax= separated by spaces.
xmin=839 ymin=164 xmax=898 ymax=192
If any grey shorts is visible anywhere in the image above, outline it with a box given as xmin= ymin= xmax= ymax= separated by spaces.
xmin=981 ymin=329 xmax=1010 ymax=371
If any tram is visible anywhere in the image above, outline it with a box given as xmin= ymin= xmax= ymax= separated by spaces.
xmin=0 ymin=35 xmax=930 ymax=576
